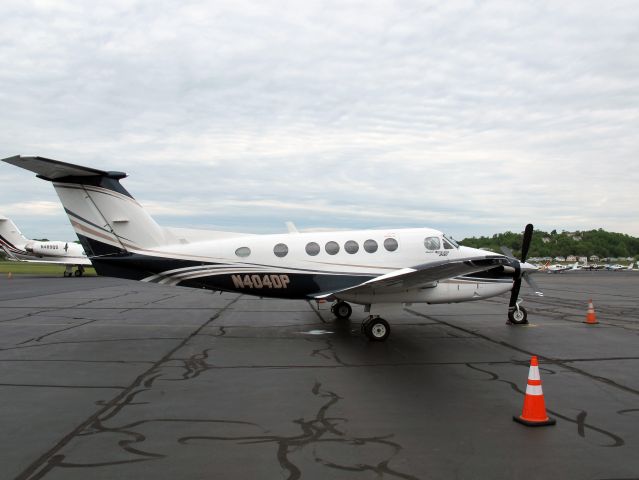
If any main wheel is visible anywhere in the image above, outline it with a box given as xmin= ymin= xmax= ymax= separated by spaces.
xmin=508 ymin=306 xmax=528 ymax=325
xmin=332 ymin=301 xmax=352 ymax=320
xmin=364 ymin=317 xmax=391 ymax=341
xmin=74 ymin=270 xmax=82 ymax=277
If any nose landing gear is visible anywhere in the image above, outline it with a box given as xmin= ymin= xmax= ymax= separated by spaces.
xmin=508 ymin=299 xmax=528 ymax=325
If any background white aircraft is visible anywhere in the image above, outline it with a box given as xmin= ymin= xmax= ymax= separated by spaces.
xmin=0 ymin=215 xmax=91 ymax=276
xmin=3 ymin=155 xmax=542 ymax=341
xmin=605 ymin=263 xmax=633 ymax=271
xmin=545 ymin=262 xmax=580 ymax=274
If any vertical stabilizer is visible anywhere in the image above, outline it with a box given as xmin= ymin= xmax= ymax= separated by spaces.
xmin=0 ymin=215 xmax=29 ymax=254
xmin=2 ymin=156 xmax=169 ymax=257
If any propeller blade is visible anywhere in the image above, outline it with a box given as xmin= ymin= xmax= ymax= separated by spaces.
xmin=521 ymin=224 xmax=534 ymax=262
xmin=500 ymin=246 xmax=515 ymax=259
xmin=509 ymin=278 xmax=522 ymax=309
xmin=523 ymin=272 xmax=543 ymax=297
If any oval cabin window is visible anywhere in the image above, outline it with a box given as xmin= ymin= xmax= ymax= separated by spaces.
xmin=273 ymin=243 xmax=288 ymax=258
xmin=235 ymin=247 xmax=251 ymax=257
xmin=384 ymin=238 xmax=398 ymax=252
xmin=363 ymin=239 xmax=378 ymax=253
xmin=305 ymin=242 xmax=320 ymax=256
xmin=325 ymin=241 xmax=340 ymax=255
xmin=344 ymin=240 xmax=359 ymax=254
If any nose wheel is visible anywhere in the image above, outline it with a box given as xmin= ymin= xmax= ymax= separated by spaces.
xmin=508 ymin=301 xmax=528 ymax=325
xmin=361 ymin=316 xmax=391 ymax=341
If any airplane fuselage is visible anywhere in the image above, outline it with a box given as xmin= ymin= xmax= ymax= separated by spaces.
xmin=82 ymin=227 xmax=515 ymax=305
xmin=4 ymin=239 xmax=89 ymax=264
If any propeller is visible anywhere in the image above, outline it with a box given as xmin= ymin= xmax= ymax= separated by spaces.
xmin=500 ymin=224 xmax=543 ymax=315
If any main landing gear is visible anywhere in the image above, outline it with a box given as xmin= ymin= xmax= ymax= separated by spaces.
xmin=361 ymin=316 xmax=391 ymax=342
xmin=63 ymin=266 xmax=85 ymax=277
xmin=331 ymin=301 xmax=352 ymax=320
xmin=330 ymin=301 xmax=391 ymax=341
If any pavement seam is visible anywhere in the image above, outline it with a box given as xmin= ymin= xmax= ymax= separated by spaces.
xmin=405 ymin=308 xmax=639 ymax=397
xmin=14 ymin=294 xmax=242 ymax=480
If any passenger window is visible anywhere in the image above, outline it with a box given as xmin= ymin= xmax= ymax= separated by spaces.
xmin=443 ymin=239 xmax=454 ymax=249
xmin=344 ymin=240 xmax=359 ymax=254
xmin=235 ymin=247 xmax=251 ymax=257
xmin=424 ymin=236 xmax=440 ymax=250
xmin=384 ymin=238 xmax=398 ymax=252
xmin=363 ymin=239 xmax=378 ymax=253
xmin=325 ymin=241 xmax=340 ymax=255
xmin=273 ymin=243 xmax=288 ymax=258
xmin=305 ymin=242 xmax=320 ymax=256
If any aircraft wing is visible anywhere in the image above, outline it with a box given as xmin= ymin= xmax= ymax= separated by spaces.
xmin=315 ymin=256 xmax=510 ymax=299
xmin=16 ymin=258 xmax=92 ymax=266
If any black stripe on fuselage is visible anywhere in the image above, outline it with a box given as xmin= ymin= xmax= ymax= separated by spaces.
xmin=80 ymin=236 xmax=376 ymax=298
xmin=91 ymin=252 xmax=376 ymax=299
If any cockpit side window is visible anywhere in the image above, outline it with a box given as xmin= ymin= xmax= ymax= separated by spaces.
xmin=424 ymin=237 xmax=440 ymax=250
xmin=443 ymin=234 xmax=459 ymax=249
xmin=442 ymin=238 xmax=454 ymax=249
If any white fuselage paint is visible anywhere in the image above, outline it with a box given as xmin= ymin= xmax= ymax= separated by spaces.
xmin=134 ymin=228 xmax=514 ymax=305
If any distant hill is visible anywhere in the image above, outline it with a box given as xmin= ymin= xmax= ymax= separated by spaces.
xmin=460 ymin=229 xmax=639 ymax=260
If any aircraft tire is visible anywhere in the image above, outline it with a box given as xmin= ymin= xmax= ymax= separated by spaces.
xmin=364 ymin=317 xmax=390 ymax=341
xmin=508 ymin=307 xmax=528 ymax=325
xmin=332 ymin=301 xmax=352 ymax=320
xmin=74 ymin=270 xmax=81 ymax=277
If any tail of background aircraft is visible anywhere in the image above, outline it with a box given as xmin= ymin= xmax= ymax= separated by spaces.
xmin=0 ymin=215 xmax=29 ymax=257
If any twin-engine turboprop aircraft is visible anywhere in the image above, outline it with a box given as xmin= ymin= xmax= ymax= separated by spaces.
xmin=2 ymin=155 xmax=542 ymax=341
xmin=0 ymin=215 xmax=91 ymax=276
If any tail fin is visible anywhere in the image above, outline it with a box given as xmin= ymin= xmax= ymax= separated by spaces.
xmin=0 ymin=215 xmax=29 ymax=256
xmin=2 ymin=156 xmax=169 ymax=257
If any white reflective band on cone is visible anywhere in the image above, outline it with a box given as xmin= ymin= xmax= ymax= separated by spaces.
xmin=526 ymin=384 xmax=543 ymax=396
xmin=529 ymin=366 xmax=540 ymax=381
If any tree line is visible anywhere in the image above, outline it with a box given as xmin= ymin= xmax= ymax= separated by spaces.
xmin=460 ymin=229 xmax=639 ymax=260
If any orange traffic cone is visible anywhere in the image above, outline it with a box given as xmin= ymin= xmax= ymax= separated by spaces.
xmin=584 ymin=299 xmax=598 ymax=324
xmin=513 ymin=356 xmax=556 ymax=426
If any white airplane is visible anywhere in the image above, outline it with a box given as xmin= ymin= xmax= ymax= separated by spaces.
xmin=545 ymin=262 xmax=580 ymax=274
xmin=3 ymin=155 xmax=542 ymax=341
xmin=0 ymin=215 xmax=91 ymax=276
xmin=605 ymin=263 xmax=633 ymax=271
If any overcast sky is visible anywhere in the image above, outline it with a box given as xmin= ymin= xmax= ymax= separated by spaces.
xmin=1 ymin=0 xmax=638 ymax=242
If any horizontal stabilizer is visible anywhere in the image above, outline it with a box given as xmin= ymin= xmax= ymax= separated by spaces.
xmin=2 ymin=155 xmax=126 ymax=181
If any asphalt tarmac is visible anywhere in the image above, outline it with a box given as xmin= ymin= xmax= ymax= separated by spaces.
xmin=1 ymin=271 xmax=638 ymax=480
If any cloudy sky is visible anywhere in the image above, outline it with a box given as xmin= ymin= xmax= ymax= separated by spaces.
xmin=1 ymin=0 xmax=638 ymax=242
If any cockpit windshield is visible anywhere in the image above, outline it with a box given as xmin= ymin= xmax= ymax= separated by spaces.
xmin=443 ymin=234 xmax=459 ymax=249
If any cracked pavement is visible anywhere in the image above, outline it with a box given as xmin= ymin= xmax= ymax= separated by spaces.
xmin=1 ymin=272 xmax=638 ymax=479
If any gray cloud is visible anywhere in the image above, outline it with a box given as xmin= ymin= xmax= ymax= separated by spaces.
xmin=1 ymin=0 xmax=638 ymax=241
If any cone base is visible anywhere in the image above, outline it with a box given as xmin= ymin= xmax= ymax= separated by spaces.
xmin=583 ymin=320 xmax=598 ymax=324
xmin=513 ymin=415 xmax=556 ymax=427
